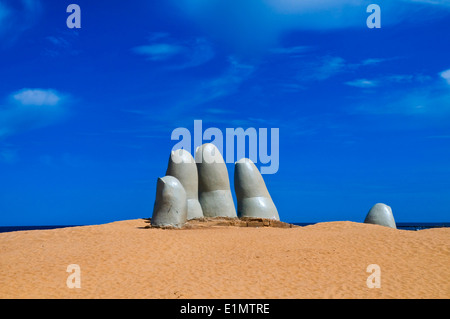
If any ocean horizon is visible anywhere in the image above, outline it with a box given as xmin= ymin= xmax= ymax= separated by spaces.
xmin=0 ymin=222 xmax=448 ymax=234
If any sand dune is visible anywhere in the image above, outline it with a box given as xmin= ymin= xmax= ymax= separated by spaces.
xmin=0 ymin=219 xmax=448 ymax=299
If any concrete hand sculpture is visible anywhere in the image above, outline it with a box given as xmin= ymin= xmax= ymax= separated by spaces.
xmin=151 ymin=176 xmax=188 ymax=228
xmin=195 ymin=143 xmax=237 ymax=218
xmin=166 ymin=149 xmax=203 ymax=220
xmin=364 ymin=203 xmax=397 ymax=229
xmin=234 ymin=158 xmax=279 ymax=220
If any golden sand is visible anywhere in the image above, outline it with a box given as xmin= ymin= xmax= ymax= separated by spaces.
xmin=0 ymin=219 xmax=448 ymax=299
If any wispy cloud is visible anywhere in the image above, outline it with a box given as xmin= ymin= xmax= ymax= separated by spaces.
xmin=349 ymin=71 xmax=450 ymax=116
xmin=169 ymin=0 xmax=450 ymax=53
xmin=122 ymin=56 xmax=255 ymax=131
xmin=133 ymin=43 xmax=183 ymax=61
xmin=440 ymin=69 xmax=450 ymax=84
xmin=314 ymin=56 xmax=348 ymax=80
xmin=278 ymin=55 xmax=350 ymax=85
xmin=168 ymin=56 xmax=254 ymax=113
xmin=0 ymin=2 xmax=11 ymax=25
xmin=360 ymin=58 xmax=391 ymax=66
xmin=205 ymin=108 xmax=236 ymax=115
xmin=46 ymin=36 xmax=70 ymax=48
xmin=43 ymin=32 xmax=81 ymax=57
xmin=133 ymin=34 xmax=215 ymax=69
xmin=0 ymin=147 xmax=18 ymax=164
xmin=11 ymin=89 xmax=62 ymax=106
xmin=0 ymin=0 xmax=42 ymax=45
xmin=296 ymin=55 xmax=378 ymax=82
xmin=345 ymin=79 xmax=378 ymax=88
xmin=385 ymin=74 xmax=431 ymax=83
xmin=262 ymin=50 xmax=390 ymax=92
xmin=0 ymin=89 xmax=69 ymax=139
xmin=346 ymin=73 xmax=432 ymax=88
xmin=196 ymin=56 xmax=254 ymax=102
xmin=407 ymin=0 xmax=450 ymax=6
xmin=270 ymin=45 xmax=312 ymax=55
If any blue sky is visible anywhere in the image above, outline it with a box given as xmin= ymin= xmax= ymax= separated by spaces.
xmin=0 ymin=0 xmax=449 ymax=225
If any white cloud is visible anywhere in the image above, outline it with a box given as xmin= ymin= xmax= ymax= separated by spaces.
xmin=346 ymin=79 xmax=378 ymax=88
xmin=173 ymin=38 xmax=215 ymax=69
xmin=294 ymin=56 xmax=350 ymax=82
xmin=169 ymin=0 xmax=450 ymax=52
xmin=267 ymin=0 xmax=450 ymax=12
xmin=0 ymin=2 xmax=11 ymax=24
xmin=440 ymin=69 xmax=450 ymax=84
xmin=407 ymin=0 xmax=450 ymax=5
xmin=315 ymin=56 xmax=347 ymax=80
xmin=205 ymin=108 xmax=236 ymax=115
xmin=0 ymin=0 xmax=42 ymax=43
xmin=345 ymin=74 xmax=432 ymax=88
xmin=265 ymin=54 xmax=389 ymax=90
xmin=196 ymin=56 xmax=255 ymax=102
xmin=0 ymin=88 xmax=68 ymax=138
xmin=265 ymin=0 xmax=363 ymax=13
xmin=345 ymin=69 xmax=450 ymax=116
xmin=0 ymin=148 xmax=17 ymax=164
xmin=270 ymin=45 xmax=312 ymax=55
xmin=11 ymin=89 xmax=62 ymax=106
xmin=43 ymin=32 xmax=81 ymax=57
xmin=387 ymin=74 xmax=432 ymax=83
xmin=46 ymin=36 xmax=70 ymax=48
xmin=133 ymin=36 xmax=215 ymax=68
xmin=361 ymin=58 xmax=388 ymax=66
xmin=350 ymin=81 xmax=450 ymax=116
xmin=133 ymin=44 xmax=184 ymax=61
xmin=123 ymin=56 xmax=255 ymax=127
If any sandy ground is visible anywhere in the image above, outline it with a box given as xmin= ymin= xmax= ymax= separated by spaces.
xmin=0 ymin=219 xmax=448 ymax=299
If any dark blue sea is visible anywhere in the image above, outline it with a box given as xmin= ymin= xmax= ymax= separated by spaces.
xmin=0 ymin=225 xmax=82 ymax=233
xmin=292 ymin=222 xmax=450 ymax=231
xmin=0 ymin=222 xmax=448 ymax=233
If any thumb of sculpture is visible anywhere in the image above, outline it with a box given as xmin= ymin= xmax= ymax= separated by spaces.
xmin=364 ymin=203 xmax=396 ymax=229
xmin=234 ymin=158 xmax=280 ymax=220
xmin=151 ymin=176 xmax=188 ymax=228
xmin=166 ymin=149 xmax=203 ymax=220
xmin=195 ymin=143 xmax=237 ymax=218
